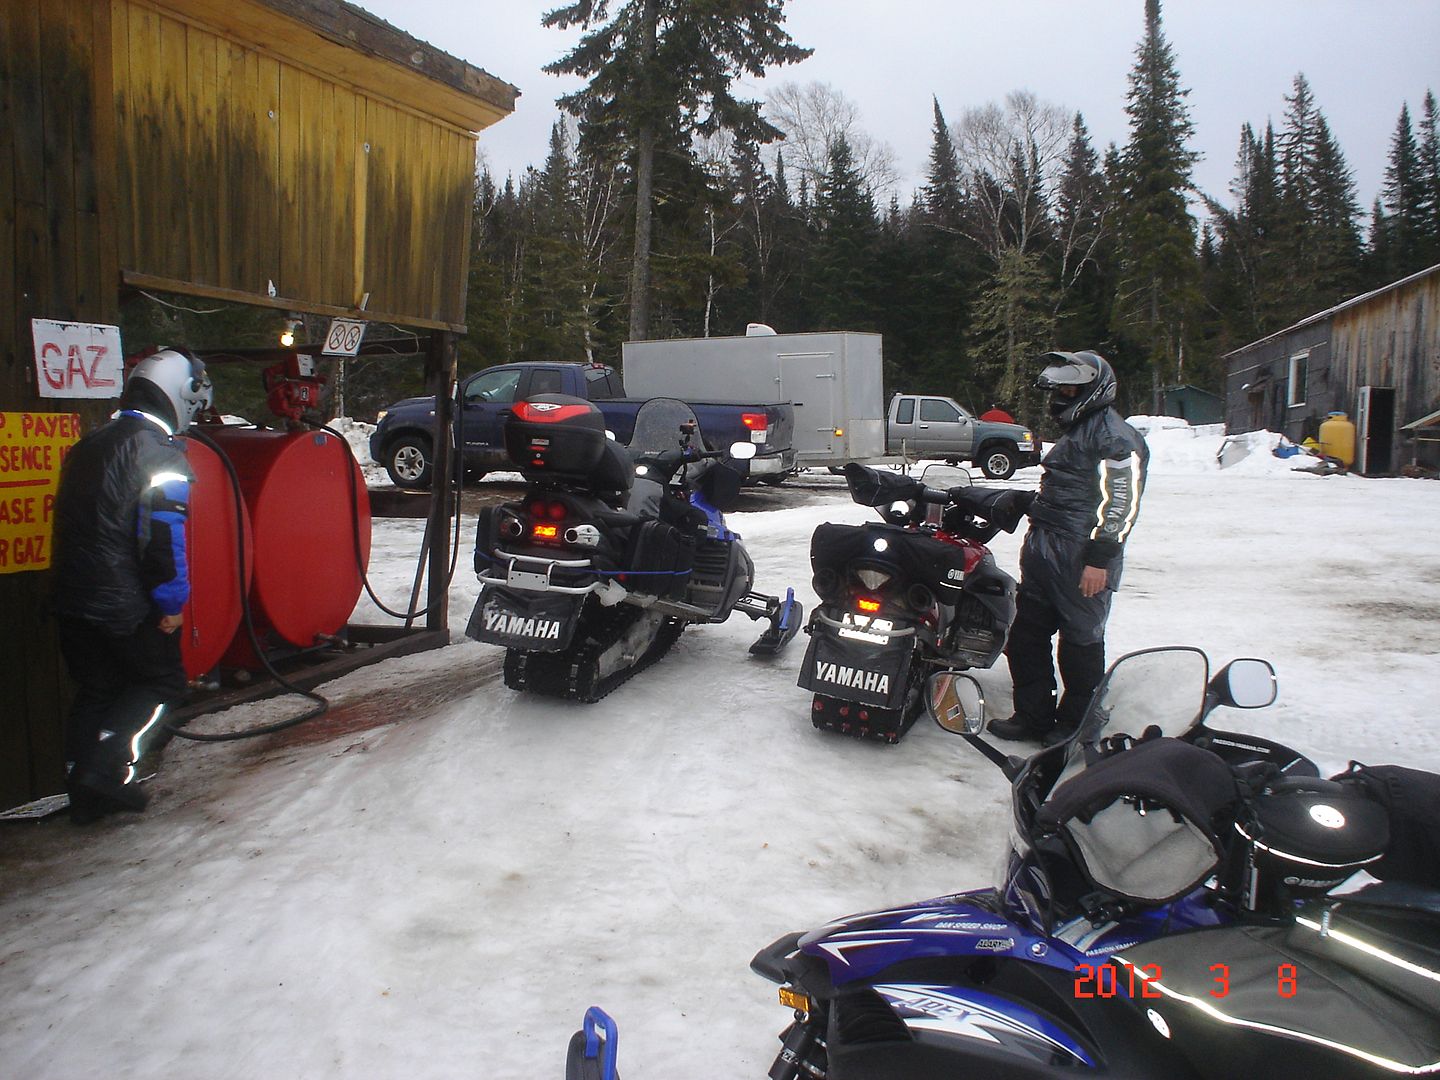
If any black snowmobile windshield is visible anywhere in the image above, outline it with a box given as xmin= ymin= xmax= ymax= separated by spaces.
xmin=629 ymin=397 xmax=704 ymax=456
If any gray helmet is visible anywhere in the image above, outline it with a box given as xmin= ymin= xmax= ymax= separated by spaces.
xmin=1036 ymin=350 xmax=1116 ymax=427
xmin=125 ymin=348 xmax=213 ymax=432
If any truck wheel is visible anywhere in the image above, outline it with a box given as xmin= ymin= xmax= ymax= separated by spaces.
xmin=978 ymin=445 xmax=1017 ymax=481
xmin=384 ymin=435 xmax=433 ymax=489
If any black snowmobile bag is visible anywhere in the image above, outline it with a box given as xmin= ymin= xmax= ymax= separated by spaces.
xmin=1331 ymin=762 xmax=1440 ymax=888
xmin=797 ymin=618 xmax=913 ymax=710
xmin=810 ymin=522 xmax=971 ymax=599
xmin=1035 ymin=737 xmax=1241 ymax=904
xmin=619 ymin=520 xmax=694 ymax=599
xmin=465 ymin=586 xmax=583 ymax=652
xmin=1240 ymin=778 xmax=1390 ymax=904
xmin=1118 ymin=914 xmax=1440 ymax=1078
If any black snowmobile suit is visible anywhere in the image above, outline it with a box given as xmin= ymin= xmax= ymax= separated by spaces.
xmin=1009 ymin=405 xmax=1148 ymax=729
xmin=52 ymin=411 xmax=193 ymax=633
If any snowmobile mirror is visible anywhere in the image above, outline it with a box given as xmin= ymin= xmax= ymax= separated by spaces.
xmin=729 ymin=441 xmax=757 ymax=460
xmin=1211 ymin=658 xmax=1277 ymax=709
xmin=926 ymin=671 xmax=985 ymax=735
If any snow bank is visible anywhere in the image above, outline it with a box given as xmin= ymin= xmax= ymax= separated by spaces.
xmin=1126 ymin=415 xmax=1320 ymax=478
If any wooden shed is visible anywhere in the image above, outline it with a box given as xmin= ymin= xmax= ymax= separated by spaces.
xmin=1 ymin=0 xmax=517 ymax=809
xmin=1222 ymin=264 xmax=1440 ymax=475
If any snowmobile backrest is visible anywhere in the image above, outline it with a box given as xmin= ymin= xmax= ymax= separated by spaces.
xmin=1035 ymin=737 xmax=1241 ymax=905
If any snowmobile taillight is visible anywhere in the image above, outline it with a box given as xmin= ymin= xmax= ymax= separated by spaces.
xmin=855 ymin=568 xmax=891 ymax=590
xmin=532 ymin=523 xmax=560 ymax=541
xmin=856 ymin=597 xmax=882 ymax=614
xmin=513 ymin=401 xmax=594 ymax=424
xmin=777 ymin=987 xmax=810 ymax=1013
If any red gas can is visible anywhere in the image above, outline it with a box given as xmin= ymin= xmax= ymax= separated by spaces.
xmin=203 ymin=426 xmax=371 ymax=665
xmin=180 ymin=434 xmax=253 ymax=680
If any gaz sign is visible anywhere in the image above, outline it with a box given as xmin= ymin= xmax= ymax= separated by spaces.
xmin=0 ymin=411 xmax=82 ymax=573
xmin=322 ymin=318 xmax=367 ymax=356
xmin=31 ymin=319 xmax=124 ymax=399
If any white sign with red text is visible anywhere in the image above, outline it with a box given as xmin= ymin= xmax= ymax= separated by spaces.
xmin=31 ymin=319 xmax=124 ymax=399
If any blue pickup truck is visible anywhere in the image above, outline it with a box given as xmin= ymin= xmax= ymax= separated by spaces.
xmin=369 ymin=361 xmax=797 ymax=489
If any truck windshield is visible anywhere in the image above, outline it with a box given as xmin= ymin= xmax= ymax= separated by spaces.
xmin=629 ymin=397 xmax=703 ymax=455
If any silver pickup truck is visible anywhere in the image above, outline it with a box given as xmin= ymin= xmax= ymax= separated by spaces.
xmin=886 ymin=394 xmax=1041 ymax=480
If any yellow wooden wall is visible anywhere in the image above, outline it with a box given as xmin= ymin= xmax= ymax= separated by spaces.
xmin=110 ymin=0 xmax=477 ymax=328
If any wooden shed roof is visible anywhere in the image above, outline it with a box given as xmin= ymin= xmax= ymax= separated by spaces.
xmin=161 ymin=0 xmax=520 ymax=132
xmin=1222 ymin=262 xmax=1440 ymax=361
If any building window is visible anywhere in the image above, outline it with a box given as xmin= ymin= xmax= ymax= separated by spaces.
xmin=1287 ymin=352 xmax=1309 ymax=407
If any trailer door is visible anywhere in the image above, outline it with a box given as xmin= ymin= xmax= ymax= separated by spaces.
xmin=779 ymin=350 xmax=838 ymax=461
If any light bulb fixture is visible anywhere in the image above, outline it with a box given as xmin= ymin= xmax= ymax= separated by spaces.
xmin=279 ymin=315 xmax=302 ymax=348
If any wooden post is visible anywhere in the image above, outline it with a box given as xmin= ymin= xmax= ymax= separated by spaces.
xmin=424 ymin=329 xmax=457 ymax=633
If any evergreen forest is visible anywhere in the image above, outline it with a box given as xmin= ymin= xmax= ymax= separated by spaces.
xmin=461 ymin=0 xmax=1440 ymax=428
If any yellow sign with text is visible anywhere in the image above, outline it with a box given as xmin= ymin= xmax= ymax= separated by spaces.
xmin=0 ymin=411 xmax=82 ymax=573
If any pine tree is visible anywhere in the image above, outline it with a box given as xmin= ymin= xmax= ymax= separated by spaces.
xmin=1382 ymin=103 xmax=1427 ymax=278
xmin=1416 ymin=90 xmax=1440 ymax=267
xmin=920 ymin=97 xmax=965 ymax=230
xmin=1111 ymin=0 xmax=1199 ymax=408
xmin=543 ymin=0 xmax=810 ymax=340
xmin=1053 ymin=113 xmax=1114 ymax=344
xmin=810 ymin=136 xmax=881 ymax=331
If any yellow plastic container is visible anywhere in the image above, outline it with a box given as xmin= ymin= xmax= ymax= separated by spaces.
xmin=1318 ymin=411 xmax=1356 ymax=467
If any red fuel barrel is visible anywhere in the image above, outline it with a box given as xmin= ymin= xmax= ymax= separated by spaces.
xmin=203 ymin=426 xmax=371 ymax=664
xmin=180 ymin=434 xmax=253 ymax=680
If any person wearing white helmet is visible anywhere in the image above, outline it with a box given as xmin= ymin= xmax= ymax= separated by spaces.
xmin=988 ymin=350 xmax=1149 ymax=749
xmin=51 ymin=347 xmax=212 ymax=822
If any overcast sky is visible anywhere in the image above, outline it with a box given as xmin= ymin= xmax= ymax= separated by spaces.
xmin=357 ymin=0 xmax=1438 ymax=217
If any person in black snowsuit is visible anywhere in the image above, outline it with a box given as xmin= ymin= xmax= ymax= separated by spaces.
xmin=989 ymin=351 xmax=1148 ymax=748
xmin=52 ymin=348 xmax=211 ymax=822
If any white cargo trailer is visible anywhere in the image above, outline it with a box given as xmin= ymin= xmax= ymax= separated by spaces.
xmin=622 ymin=331 xmax=889 ymax=469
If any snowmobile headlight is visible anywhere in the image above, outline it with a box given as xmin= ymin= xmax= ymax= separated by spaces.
xmin=635 ymin=464 xmax=649 ymax=476
xmin=778 ymin=987 xmax=810 ymax=1014
xmin=855 ymin=568 xmax=891 ymax=590
xmin=872 ymin=538 xmax=890 ymax=553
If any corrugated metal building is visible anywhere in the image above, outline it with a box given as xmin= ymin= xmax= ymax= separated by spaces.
xmin=1223 ymin=264 xmax=1440 ymax=475
xmin=0 ymin=0 xmax=517 ymax=809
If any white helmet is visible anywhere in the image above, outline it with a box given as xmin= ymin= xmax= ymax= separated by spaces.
xmin=125 ymin=348 xmax=213 ymax=432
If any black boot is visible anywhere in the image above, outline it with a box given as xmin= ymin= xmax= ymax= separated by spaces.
xmin=988 ymin=715 xmax=1051 ymax=742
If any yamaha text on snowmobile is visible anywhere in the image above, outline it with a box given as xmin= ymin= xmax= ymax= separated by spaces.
xmin=756 ymin=646 xmax=1440 ymax=1078
xmin=796 ymin=461 xmax=1028 ymax=743
xmin=466 ymin=395 xmax=801 ymax=702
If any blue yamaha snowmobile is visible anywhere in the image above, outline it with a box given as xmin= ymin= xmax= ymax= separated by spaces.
xmin=467 ymin=395 xmax=800 ymax=701
xmin=753 ymin=647 xmax=1440 ymax=1078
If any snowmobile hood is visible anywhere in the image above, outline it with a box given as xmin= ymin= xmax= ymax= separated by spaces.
xmin=796 ymin=892 xmax=1056 ymax=985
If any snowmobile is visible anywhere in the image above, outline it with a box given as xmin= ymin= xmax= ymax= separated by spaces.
xmin=466 ymin=395 xmax=801 ymax=702
xmin=797 ymin=461 xmax=1028 ymax=743
xmin=755 ymin=646 xmax=1440 ymax=1078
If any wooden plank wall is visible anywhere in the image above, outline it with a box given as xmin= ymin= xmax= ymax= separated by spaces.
xmin=1 ymin=0 xmax=120 ymax=807
xmin=1331 ymin=273 xmax=1440 ymax=434
xmin=111 ymin=0 xmax=476 ymax=327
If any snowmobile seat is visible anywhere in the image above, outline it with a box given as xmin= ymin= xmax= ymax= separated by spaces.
xmin=1116 ymin=909 xmax=1440 ymax=1076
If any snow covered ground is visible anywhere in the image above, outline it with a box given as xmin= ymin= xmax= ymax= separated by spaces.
xmin=4 ymin=422 xmax=1440 ymax=1079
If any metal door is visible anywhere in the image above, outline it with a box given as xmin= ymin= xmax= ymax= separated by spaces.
xmin=915 ymin=397 xmax=973 ymax=457
xmin=779 ymin=351 xmax=837 ymax=461
xmin=1356 ymin=385 xmax=1396 ymax=475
